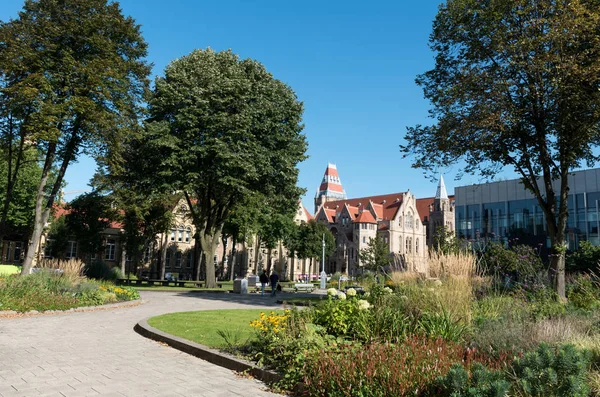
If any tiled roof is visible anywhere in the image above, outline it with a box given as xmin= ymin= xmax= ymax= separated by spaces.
xmin=415 ymin=195 xmax=455 ymax=223
xmin=378 ymin=224 xmax=389 ymax=231
xmin=323 ymin=193 xmax=404 ymax=220
xmin=355 ymin=210 xmax=377 ymax=224
xmin=303 ymin=206 xmax=314 ymax=221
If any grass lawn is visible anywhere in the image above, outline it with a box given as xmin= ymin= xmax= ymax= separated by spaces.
xmin=148 ymin=309 xmax=281 ymax=348
xmin=0 ymin=264 xmax=21 ymax=276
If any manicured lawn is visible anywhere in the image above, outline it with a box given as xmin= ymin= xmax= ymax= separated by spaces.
xmin=0 ymin=264 xmax=21 ymax=276
xmin=148 ymin=309 xmax=281 ymax=348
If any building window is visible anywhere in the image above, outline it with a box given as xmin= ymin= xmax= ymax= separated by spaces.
xmin=384 ymin=236 xmax=389 ymax=244
xmin=363 ymin=236 xmax=366 ymax=243
xmin=175 ymin=251 xmax=182 ymax=267
xmin=105 ymin=239 xmax=116 ymax=261
xmin=178 ymin=227 xmax=184 ymax=242
xmin=399 ymin=237 xmax=403 ymax=253
xmin=415 ymin=238 xmax=419 ymax=254
xmin=185 ymin=228 xmax=191 ymax=243
xmin=66 ymin=241 xmax=77 ymax=259
xmin=186 ymin=252 xmax=193 ymax=268
xmin=406 ymin=237 xmax=410 ymax=253
xmin=170 ymin=229 xmax=176 ymax=241
xmin=405 ymin=212 xmax=414 ymax=229
xmin=166 ymin=250 xmax=171 ymax=268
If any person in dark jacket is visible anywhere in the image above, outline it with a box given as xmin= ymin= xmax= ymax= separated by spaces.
xmin=259 ymin=270 xmax=269 ymax=296
xmin=269 ymin=271 xmax=279 ymax=297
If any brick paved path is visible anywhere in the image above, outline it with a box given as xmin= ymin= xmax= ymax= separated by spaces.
xmin=0 ymin=291 xmax=285 ymax=397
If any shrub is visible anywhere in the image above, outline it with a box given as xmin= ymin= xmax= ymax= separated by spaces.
xmin=567 ymin=241 xmax=600 ymax=273
xmin=302 ymin=337 xmax=465 ymax=397
xmin=511 ymin=343 xmax=592 ymax=397
xmin=436 ymin=362 xmax=510 ymax=397
xmin=311 ymin=297 xmax=361 ymax=337
xmin=84 ymin=260 xmax=118 ymax=281
xmin=418 ymin=307 xmax=469 ymax=342
xmin=567 ymin=273 xmax=600 ymax=311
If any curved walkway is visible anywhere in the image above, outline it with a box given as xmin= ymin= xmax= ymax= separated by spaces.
xmin=0 ymin=291 xmax=286 ymax=397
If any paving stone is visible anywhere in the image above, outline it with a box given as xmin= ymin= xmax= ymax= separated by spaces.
xmin=0 ymin=291 xmax=282 ymax=397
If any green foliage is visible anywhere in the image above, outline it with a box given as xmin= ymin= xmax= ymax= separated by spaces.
xmin=567 ymin=241 xmax=600 ymax=273
xmin=84 ymin=260 xmax=120 ymax=281
xmin=64 ymin=193 xmax=117 ymax=258
xmin=418 ymin=307 xmax=469 ymax=343
xmin=1 ymin=0 xmax=151 ymax=273
xmin=311 ymin=297 xmax=360 ymax=337
xmin=512 ymin=344 xmax=592 ymax=397
xmin=359 ymin=234 xmax=392 ymax=271
xmin=0 ymin=271 xmax=136 ymax=312
xmin=45 ymin=214 xmax=70 ymax=259
xmin=296 ymin=219 xmax=335 ymax=261
xmin=401 ymin=0 xmax=600 ymax=300
xmin=433 ymin=225 xmax=461 ymax=255
xmin=567 ymin=273 xmax=600 ymax=311
xmin=436 ymin=363 xmax=510 ymax=397
xmin=146 ymin=48 xmax=307 ymax=287
xmin=482 ymin=242 xmax=544 ymax=280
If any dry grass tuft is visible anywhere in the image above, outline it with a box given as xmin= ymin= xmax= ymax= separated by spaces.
xmin=531 ymin=317 xmax=593 ymax=344
xmin=39 ymin=258 xmax=85 ymax=283
xmin=389 ymin=271 xmax=420 ymax=286
xmin=428 ymin=250 xmax=477 ymax=279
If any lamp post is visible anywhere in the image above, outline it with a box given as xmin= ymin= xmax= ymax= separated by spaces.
xmin=320 ymin=233 xmax=327 ymax=289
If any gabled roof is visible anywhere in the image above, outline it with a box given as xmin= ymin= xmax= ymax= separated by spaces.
xmin=415 ymin=195 xmax=455 ymax=223
xmin=323 ymin=192 xmax=404 ymax=221
xmin=355 ymin=210 xmax=377 ymax=224
xmin=303 ymin=206 xmax=314 ymax=221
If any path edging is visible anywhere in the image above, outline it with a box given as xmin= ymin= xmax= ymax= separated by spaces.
xmin=0 ymin=299 xmax=144 ymax=318
xmin=134 ymin=318 xmax=281 ymax=384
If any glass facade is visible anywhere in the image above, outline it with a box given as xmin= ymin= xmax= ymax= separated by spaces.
xmin=456 ymin=192 xmax=600 ymax=252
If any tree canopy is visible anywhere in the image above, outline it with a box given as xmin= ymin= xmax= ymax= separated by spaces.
xmin=401 ymin=0 xmax=600 ymax=299
xmin=0 ymin=0 xmax=151 ymax=274
xmin=147 ymin=48 xmax=307 ymax=287
xmin=359 ymin=235 xmax=391 ymax=272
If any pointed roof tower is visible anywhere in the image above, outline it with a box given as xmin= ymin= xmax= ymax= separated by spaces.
xmin=435 ymin=175 xmax=449 ymax=200
xmin=317 ymin=163 xmax=347 ymax=201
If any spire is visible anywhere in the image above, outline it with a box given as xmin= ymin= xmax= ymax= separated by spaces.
xmin=435 ymin=175 xmax=448 ymax=200
xmin=317 ymin=163 xmax=347 ymax=200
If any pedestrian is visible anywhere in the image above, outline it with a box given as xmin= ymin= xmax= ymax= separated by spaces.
xmin=259 ymin=270 xmax=269 ymax=296
xmin=269 ymin=271 xmax=279 ymax=297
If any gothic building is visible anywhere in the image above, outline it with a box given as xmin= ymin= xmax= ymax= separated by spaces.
xmin=313 ymin=164 xmax=454 ymax=275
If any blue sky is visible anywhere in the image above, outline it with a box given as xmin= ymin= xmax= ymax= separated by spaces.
xmin=1 ymin=0 xmax=517 ymax=211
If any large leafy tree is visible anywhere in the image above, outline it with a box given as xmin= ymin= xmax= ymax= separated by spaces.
xmin=359 ymin=235 xmax=391 ymax=272
xmin=0 ymin=0 xmax=151 ymax=274
xmin=401 ymin=0 xmax=600 ymax=300
xmin=148 ymin=49 xmax=307 ymax=288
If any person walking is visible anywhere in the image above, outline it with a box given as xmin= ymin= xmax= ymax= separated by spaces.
xmin=259 ymin=270 xmax=269 ymax=296
xmin=269 ymin=271 xmax=279 ymax=297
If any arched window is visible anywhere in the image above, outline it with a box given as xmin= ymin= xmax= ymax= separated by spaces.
xmin=185 ymin=227 xmax=191 ymax=243
xmin=405 ymin=212 xmax=414 ymax=229
xmin=399 ymin=237 xmax=403 ymax=253
xmin=415 ymin=238 xmax=419 ymax=255
xmin=406 ymin=237 xmax=409 ymax=253
xmin=175 ymin=251 xmax=182 ymax=267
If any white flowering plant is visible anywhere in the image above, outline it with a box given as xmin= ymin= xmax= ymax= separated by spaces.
xmin=346 ymin=288 xmax=357 ymax=297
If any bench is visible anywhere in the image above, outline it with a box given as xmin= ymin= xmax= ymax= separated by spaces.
xmin=294 ymin=284 xmax=314 ymax=292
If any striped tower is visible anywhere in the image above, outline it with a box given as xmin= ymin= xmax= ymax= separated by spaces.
xmin=314 ymin=163 xmax=347 ymax=213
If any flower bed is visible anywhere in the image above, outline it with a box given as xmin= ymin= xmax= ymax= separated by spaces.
xmin=0 ymin=269 xmax=140 ymax=312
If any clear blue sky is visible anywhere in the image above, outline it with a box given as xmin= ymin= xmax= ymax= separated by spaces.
xmin=1 ymin=0 xmax=516 ymax=211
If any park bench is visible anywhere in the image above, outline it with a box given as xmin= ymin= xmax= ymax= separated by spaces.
xmin=294 ymin=284 xmax=314 ymax=293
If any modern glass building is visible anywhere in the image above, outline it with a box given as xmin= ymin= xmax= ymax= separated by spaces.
xmin=454 ymin=168 xmax=600 ymax=252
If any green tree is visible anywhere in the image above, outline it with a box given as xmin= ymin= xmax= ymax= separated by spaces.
xmin=64 ymin=192 xmax=117 ymax=260
xmin=401 ymin=0 xmax=600 ymax=300
xmin=147 ymin=49 xmax=307 ymax=288
xmin=433 ymin=225 xmax=461 ymax=255
xmin=359 ymin=234 xmax=391 ymax=272
xmin=297 ymin=220 xmax=335 ymax=278
xmin=0 ymin=0 xmax=151 ymax=274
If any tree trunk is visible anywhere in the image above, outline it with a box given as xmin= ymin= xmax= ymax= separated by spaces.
xmin=199 ymin=229 xmax=221 ymax=288
xmin=289 ymin=254 xmax=295 ymax=281
xmin=193 ymin=234 xmax=202 ymax=280
xmin=159 ymin=233 xmax=168 ymax=280
xmin=254 ymin=236 xmax=261 ymax=274
xmin=120 ymin=246 xmax=126 ymax=275
xmin=277 ymin=241 xmax=284 ymax=278
xmin=22 ymin=127 xmax=79 ymax=274
xmin=221 ymin=235 xmax=228 ymax=279
xmin=229 ymin=237 xmax=237 ymax=281
xmin=266 ymin=248 xmax=272 ymax=273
